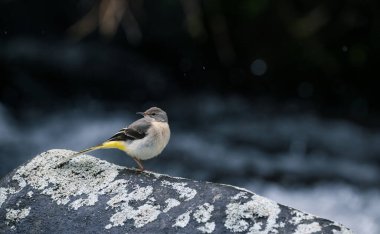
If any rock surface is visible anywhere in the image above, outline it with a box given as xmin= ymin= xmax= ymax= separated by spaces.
xmin=0 ymin=149 xmax=351 ymax=233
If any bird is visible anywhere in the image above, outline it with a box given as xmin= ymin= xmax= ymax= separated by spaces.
xmin=56 ymin=107 xmax=170 ymax=171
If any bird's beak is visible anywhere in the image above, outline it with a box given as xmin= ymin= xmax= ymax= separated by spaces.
xmin=136 ymin=112 xmax=145 ymax=116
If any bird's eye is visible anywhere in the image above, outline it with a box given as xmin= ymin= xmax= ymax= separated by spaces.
xmin=151 ymin=113 xmax=156 ymax=116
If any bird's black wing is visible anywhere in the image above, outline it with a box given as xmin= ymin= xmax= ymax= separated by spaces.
xmin=106 ymin=118 xmax=151 ymax=142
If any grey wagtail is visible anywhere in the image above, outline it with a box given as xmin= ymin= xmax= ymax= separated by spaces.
xmin=57 ymin=107 xmax=170 ymax=171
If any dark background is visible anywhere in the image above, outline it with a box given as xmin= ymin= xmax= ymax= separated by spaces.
xmin=1 ymin=0 xmax=379 ymax=232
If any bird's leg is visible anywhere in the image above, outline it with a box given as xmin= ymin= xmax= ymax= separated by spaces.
xmin=132 ymin=157 xmax=144 ymax=172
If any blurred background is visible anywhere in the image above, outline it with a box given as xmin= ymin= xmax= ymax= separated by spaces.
xmin=1 ymin=0 xmax=379 ymax=232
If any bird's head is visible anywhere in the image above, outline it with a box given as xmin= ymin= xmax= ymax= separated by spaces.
xmin=137 ymin=107 xmax=168 ymax=122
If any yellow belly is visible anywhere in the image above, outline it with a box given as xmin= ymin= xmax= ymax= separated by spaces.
xmin=102 ymin=141 xmax=127 ymax=151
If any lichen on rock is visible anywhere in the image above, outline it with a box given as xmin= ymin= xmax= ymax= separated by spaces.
xmin=0 ymin=149 xmax=352 ymax=233
xmin=6 ymin=207 xmax=31 ymax=223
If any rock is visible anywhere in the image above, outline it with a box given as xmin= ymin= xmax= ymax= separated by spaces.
xmin=0 ymin=149 xmax=351 ymax=234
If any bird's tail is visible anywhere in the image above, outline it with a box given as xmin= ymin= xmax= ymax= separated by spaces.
xmin=56 ymin=141 xmax=126 ymax=167
xmin=70 ymin=145 xmax=103 ymax=159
